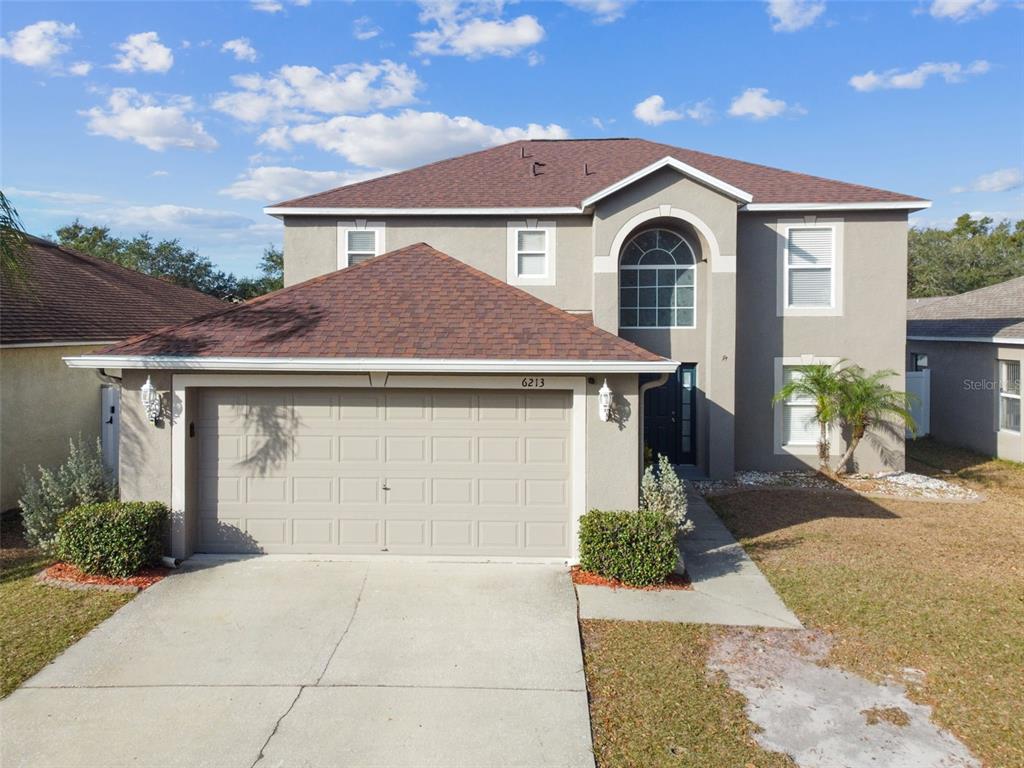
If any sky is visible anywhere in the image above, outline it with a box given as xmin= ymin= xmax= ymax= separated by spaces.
xmin=2 ymin=0 xmax=1022 ymax=277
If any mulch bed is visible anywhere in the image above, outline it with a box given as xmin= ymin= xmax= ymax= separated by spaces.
xmin=571 ymin=565 xmax=691 ymax=591
xmin=40 ymin=562 xmax=170 ymax=592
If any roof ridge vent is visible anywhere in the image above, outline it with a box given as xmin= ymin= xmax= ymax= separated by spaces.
xmin=531 ymin=161 xmax=546 ymax=177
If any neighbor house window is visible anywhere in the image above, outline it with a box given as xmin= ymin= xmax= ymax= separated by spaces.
xmin=506 ymin=221 xmax=556 ymax=285
xmin=619 ymin=228 xmax=696 ymax=329
xmin=785 ymin=226 xmax=835 ymax=309
xmin=781 ymin=366 xmax=819 ymax=446
xmin=999 ymin=360 xmax=1021 ymax=432
xmin=911 ymin=353 xmax=929 ymax=372
xmin=337 ymin=224 xmax=384 ymax=269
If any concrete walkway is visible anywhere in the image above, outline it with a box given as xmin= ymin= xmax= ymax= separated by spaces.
xmin=576 ymin=488 xmax=802 ymax=628
xmin=0 ymin=559 xmax=594 ymax=768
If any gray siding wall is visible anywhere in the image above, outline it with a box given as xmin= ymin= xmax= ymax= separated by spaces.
xmin=907 ymin=340 xmax=1024 ymax=462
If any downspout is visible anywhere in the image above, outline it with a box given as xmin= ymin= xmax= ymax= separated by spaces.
xmin=638 ymin=372 xmax=671 ymax=478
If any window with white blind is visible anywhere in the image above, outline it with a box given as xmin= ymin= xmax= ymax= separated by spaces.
xmin=337 ymin=224 xmax=384 ymax=269
xmin=506 ymin=221 xmax=556 ymax=285
xmin=785 ymin=226 xmax=835 ymax=308
xmin=781 ymin=367 xmax=820 ymax=446
xmin=999 ymin=360 xmax=1021 ymax=432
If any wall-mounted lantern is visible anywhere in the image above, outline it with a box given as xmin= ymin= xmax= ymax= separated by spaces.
xmin=598 ymin=379 xmax=613 ymax=422
xmin=140 ymin=376 xmax=162 ymax=424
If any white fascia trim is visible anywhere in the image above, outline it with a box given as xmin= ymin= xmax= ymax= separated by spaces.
xmin=744 ymin=201 xmax=931 ymax=212
xmin=908 ymin=335 xmax=1024 ymax=346
xmin=65 ymin=355 xmax=680 ymax=373
xmin=580 ymin=157 xmax=753 ymax=207
xmin=264 ymin=206 xmax=583 ymax=217
xmin=2 ymin=340 xmax=115 ymax=349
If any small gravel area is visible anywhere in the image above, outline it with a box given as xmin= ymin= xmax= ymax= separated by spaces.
xmin=695 ymin=470 xmax=979 ymax=501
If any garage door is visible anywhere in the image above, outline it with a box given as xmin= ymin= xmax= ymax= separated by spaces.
xmin=195 ymin=388 xmax=572 ymax=557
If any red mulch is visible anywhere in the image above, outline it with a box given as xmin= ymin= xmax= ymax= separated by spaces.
xmin=570 ymin=565 xmax=691 ymax=591
xmin=43 ymin=562 xmax=170 ymax=590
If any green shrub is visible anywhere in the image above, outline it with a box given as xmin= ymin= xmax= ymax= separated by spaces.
xmin=640 ymin=454 xmax=694 ymax=535
xmin=19 ymin=436 xmax=117 ymax=552
xmin=55 ymin=501 xmax=168 ymax=578
xmin=578 ymin=508 xmax=679 ymax=586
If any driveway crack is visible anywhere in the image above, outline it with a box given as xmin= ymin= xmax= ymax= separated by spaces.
xmin=250 ymin=686 xmax=303 ymax=768
xmin=315 ymin=565 xmax=369 ymax=685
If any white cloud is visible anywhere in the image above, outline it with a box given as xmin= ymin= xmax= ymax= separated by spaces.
xmin=6 ymin=187 xmax=106 ymax=205
xmin=728 ymin=88 xmax=804 ymax=120
xmin=413 ymin=1 xmax=544 ymax=59
xmin=212 ymin=61 xmax=421 ymax=124
xmin=81 ymin=88 xmax=218 ymax=152
xmin=69 ymin=61 xmax=92 ymax=76
xmin=151 ymin=170 xmax=170 ymax=177
xmin=0 ymin=20 xmax=78 ymax=69
xmin=112 ymin=31 xmax=174 ymax=73
xmin=353 ymin=16 xmax=382 ymax=40
xmin=267 ymin=109 xmax=568 ymax=169
xmin=849 ymin=60 xmax=989 ymax=91
xmin=98 ymin=204 xmax=254 ymax=231
xmin=563 ymin=0 xmax=632 ymax=24
xmin=685 ymin=99 xmax=715 ymax=124
xmin=767 ymin=0 xmax=826 ymax=31
xmin=929 ymin=0 xmax=998 ymax=20
xmin=252 ymin=0 xmax=284 ymax=12
xmin=952 ymin=167 xmax=1023 ymax=193
xmin=633 ymin=95 xmax=683 ymax=125
xmin=219 ymin=165 xmax=388 ymax=201
xmin=222 ymin=38 xmax=258 ymax=62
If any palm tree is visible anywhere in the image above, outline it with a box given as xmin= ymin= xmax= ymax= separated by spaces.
xmin=1 ymin=190 xmax=29 ymax=289
xmin=771 ymin=363 xmax=846 ymax=474
xmin=834 ymin=367 xmax=916 ymax=475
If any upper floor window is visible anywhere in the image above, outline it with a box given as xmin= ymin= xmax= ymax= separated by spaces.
xmin=785 ymin=226 xmax=834 ymax=308
xmin=999 ymin=359 xmax=1021 ymax=432
xmin=506 ymin=221 xmax=555 ymax=286
xmin=337 ymin=224 xmax=384 ymax=269
xmin=619 ymin=228 xmax=696 ymax=329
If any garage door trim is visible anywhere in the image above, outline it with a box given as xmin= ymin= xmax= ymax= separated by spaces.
xmin=170 ymin=373 xmax=587 ymax=563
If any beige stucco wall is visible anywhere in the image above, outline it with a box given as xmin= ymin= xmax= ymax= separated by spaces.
xmin=906 ymin=340 xmax=1023 ymax=462
xmin=284 ymin=214 xmax=594 ymax=312
xmin=0 ymin=345 xmax=106 ymax=510
xmin=735 ymin=212 xmax=910 ymax=473
xmin=116 ymin=370 xmax=641 ymax=559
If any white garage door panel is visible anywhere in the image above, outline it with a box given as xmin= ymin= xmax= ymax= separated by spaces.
xmin=195 ymin=388 xmax=572 ymax=557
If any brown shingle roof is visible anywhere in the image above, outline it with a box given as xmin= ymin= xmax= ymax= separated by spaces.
xmin=90 ymin=243 xmax=665 ymax=363
xmin=907 ymin=277 xmax=1024 ymax=340
xmin=1 ymin=236 xmax=227 ymax=346
xmin=272 ymin=138 xmax=926 ymax=210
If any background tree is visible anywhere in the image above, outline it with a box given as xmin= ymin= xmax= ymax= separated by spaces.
xmin=908 ymin=214 xmax=1024 ymax=298
xmin=1 ymin=191 xmax=29 ymax=290
xmin=236 ymin=246 xmax=284 ymax=298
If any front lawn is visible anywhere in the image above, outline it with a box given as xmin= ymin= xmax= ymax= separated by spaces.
xmin=0 ymin=514 xmax=131 ymax=698
xmin=709 ymin=440 xmax=1023 ymax=768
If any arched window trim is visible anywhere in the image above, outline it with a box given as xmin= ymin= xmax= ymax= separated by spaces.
xmin=619 ymin=228 xmax=697 ymax=329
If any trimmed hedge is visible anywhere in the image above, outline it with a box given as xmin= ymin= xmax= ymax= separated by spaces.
xmin=55 ymin=501 xmax=168 ymax=578
xmin=578 ymin=508 xmax=679 ymax=587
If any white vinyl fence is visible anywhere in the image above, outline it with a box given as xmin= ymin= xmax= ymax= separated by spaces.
xmin=905 ymin=370 xmax=930 ymax=438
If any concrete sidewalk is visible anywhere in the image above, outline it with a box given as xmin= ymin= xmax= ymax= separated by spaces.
xmin=576 ymin=488 xmax=802 ymax=628
xmin=1 ymin=559 xmax=595 ymax=768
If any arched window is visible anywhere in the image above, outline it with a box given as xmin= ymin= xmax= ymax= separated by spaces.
xmin=619 ymin=228 xmax=696 ymax=328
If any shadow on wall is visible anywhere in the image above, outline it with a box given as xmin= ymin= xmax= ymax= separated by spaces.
xmin=609 ymin=391 xmax=632 ymax=432
xmin=240 ymin=399 xmax=298 ymax=477
xmin=199 ymin=518 xmax=264 ymax=555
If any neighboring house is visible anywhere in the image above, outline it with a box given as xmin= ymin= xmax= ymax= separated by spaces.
xmin=0 ymin=235 xmax=226 ymax=510
xmin=66 ymin=139 xmax=929 ymax=561
xmin=907 ymin=277 xmax=1024 ymax=462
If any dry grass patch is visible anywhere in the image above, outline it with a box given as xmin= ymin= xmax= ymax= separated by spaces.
xmin=0 ymin=514 xmax=131 ymax=698
xmin=581 ymin=620 xmax=794 ymax=768
xmin=708 ymin=440 xmax=1023 ymax=768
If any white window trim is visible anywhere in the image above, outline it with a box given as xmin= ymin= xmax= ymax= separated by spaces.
xmin=776 ymin=219 xmax=844 ymax=317
xmin=773 ymin=355 xmax=840 ymax=456
xmin=337 ymin=221 xmax=385 ymax=269
xmin=507 ymin=220 xmax=556 ymax=286
xmin=998 ymin=359 xmax=1021 ymax=434
xmin=618 ymin=229 xmax=698 ymax=330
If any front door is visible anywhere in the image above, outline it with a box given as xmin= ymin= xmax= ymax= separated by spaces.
xmin=642 ymin=365 xmax=697 ymax=465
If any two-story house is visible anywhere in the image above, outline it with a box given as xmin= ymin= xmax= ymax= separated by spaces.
xmin=67 ymin=139 xmax=929 ymax=562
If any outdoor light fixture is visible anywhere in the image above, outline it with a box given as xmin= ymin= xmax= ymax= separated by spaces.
xmin=598 ymin=379 xmax=613 ymax=422
xmin=140 ymin=376 xmax=162 ymax=424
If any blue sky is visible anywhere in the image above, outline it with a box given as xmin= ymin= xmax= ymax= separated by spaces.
xmin=2 ymin=0 xmax=1022 ymax=276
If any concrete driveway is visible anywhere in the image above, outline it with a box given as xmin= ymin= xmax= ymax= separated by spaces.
xmin=0 ymin=558 xmax=594 ymax=768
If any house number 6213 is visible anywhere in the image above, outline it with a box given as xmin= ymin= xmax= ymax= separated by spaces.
xmin=521 ymin=377 xmax=545 ymax=388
